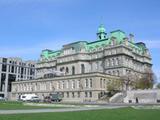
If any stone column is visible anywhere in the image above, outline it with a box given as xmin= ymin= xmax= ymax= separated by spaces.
xmin=28 ymin=68 xmax=30 ymax=79
xmin=0 ymin=64 xmax=2 ymax=91
xmin=26 ymin=67 xmax=28 ymax=80
xmin=16 ymin=66 xmax=19 ymax=81
xmin=4 ymin=64 xmax=9 ymax=99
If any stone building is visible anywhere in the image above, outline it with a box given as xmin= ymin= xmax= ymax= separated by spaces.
xmin=0 ymin=57 xmax=36 ymax=99
xmin=11 ymin=24 xmax=152 ymax=102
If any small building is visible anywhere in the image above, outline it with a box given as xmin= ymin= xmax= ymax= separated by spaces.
xmin=0 ymin=57 xmax=36 ymax=99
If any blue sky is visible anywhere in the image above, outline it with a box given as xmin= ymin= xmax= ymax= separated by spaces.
xmin=0 ymin=0 xmax=159 ymax=80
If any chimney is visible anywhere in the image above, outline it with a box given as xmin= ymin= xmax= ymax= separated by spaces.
xmin=129 ymin=34 xmax=134 ymax=42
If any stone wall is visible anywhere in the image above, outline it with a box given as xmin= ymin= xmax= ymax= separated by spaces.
xmin=124 ymin=89 xmax=160 ymax=103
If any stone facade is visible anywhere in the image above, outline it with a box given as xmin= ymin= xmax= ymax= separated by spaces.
xmin=124 ymin=89 xmax=160 ymax=103
xmin=12 ymin=73 xmax=119 ymax=102
xmin=11 ymin=25 xmax=152 ymax=102
xmin=0 ymin=57 xmax=36 ymax=99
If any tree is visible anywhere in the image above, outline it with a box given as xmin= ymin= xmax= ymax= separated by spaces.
xmin=157 ymin=83 xmax=160 ymax=89
xmin=120 ymin=72 xmax=136 ymax=91
xmin=135 ymin=69 xmax=155 ymax=89
xmin=107 ymin=79 xmax=122 ymax=91
xmin=106 ymin=79 xmax=123 ymax=97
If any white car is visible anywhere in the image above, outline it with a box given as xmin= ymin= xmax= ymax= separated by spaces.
xmin=20 ymin=94 xmax=40 ymax=102
xmin=0 ymin=97 xmax=5 ymax=101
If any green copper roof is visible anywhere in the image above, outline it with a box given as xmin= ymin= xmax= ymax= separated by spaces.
xmin=98 ymin=24 xmax=106 ymax=33
xmin=40 ymin=27 xmax=147 ymax=60
xmin=110 ymin=30 xmax=126 ymax=43
xmin=86 ymin=39 xmax=109 ymax=51
xmin=41 ymin=49 xmax=61 ymax=59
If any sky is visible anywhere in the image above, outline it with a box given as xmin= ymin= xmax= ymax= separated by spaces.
xmin=0 ymin=0 xmax=159 ymax=81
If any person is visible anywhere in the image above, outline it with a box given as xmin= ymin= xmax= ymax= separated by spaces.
xmin=136 ymin=97 xmax=139 ymax=103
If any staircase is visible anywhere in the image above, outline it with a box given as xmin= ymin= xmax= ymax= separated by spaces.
xmin=109 ymin=92 xmax=126 ymax=103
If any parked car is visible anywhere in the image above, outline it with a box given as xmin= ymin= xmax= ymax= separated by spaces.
xmin=20 ymin=94 xmax=40 ymax=102
xmin=0 ymin=97 xmax=5 ymax=101
xmin=29 ymin=96 xmax=41 ymax=103
xmin=50 ymin=92 xmax=63 ymax=102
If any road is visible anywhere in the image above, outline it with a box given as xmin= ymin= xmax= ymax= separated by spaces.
xmin=0 ymin=106 xmax=125 ymax=114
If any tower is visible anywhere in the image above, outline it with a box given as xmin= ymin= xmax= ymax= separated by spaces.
xmin=97 ymin=24 xmax=107 ymax=40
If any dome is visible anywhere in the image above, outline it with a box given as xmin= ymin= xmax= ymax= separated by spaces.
xmin=98 ymin=24 xmax=106 ymax=33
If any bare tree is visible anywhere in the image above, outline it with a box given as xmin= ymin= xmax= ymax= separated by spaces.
xmin=135 ymin=69 xmax=154 ymax=89
xmin=106 ymin=79 xmax=122 ymax=92
xmin=120 ymin=72 xmax=136 ymax=91
xmin=106 ymin=79 xmax=123 ymax=97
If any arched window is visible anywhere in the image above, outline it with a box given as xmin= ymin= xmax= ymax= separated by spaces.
xmin=60 ymin=67 xmax=64 ymax=72
xmin=108 ymin=59 xmax=111 ymax=67
xmin=81 ymin=64 xmax=85 ymax=74
xmin=66 ymin=67 xmax=69 ymax=74
xmin=72 ymin=66 xmax=75 ymax=75
xmin=116 ymin=58 xmax=119 ymax=65
xmin=90 ymin=79 xmax=92 ymax=88
xmin=85 ymin=79 xmax=89 ymax=88
xmin=113 ymin=71 xmax=115 ymax=75
xmin=112 ymin=58 xmax=115 ymax=66
xmin=117 ymin=70 xmax=120 ymax=76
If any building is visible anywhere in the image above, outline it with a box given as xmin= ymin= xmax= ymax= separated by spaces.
xmin=11 ymin=24 xmax=152 ymax=102
xmin=0 ymin=57 xmax=36 ymax=99
xmin=123 ymin=89 xmax=160 ymax=103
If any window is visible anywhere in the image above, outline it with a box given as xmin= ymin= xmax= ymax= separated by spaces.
xmin=85 ymin=79 xmax=89 ymax=88
xmin=78 ymin=92 xmax=80 ymax=98
xmin=100 ymin=78 xmax=102 ymax=88
xmin=11 ymin=66 xmax=14 ymax=73
xmin=90 ymin=79 xmax=92 ymax=88
xmin=103 ymin=79 xmax=106 ymax=88
xmin=72 ymin=66 xmax=75 ymax=75
xmin=2 ymin=64 xmax=7 ymax=72
xmin=117 ymin=58 xmax=119 ymax=65
xmin=113 ymin=71 xmax=115 ymax=75
xmin=62 ymin=81 xmax=65 ymax=89
xmin=81 ymin=64 xmax=85 ymax=74
xmin=67 ymin=92 xmax=69 ymax=98
xmin=60 ymin=67 xmax=64 ymax=72
xmin=85 ymin=92 xmax=88 ymax=97
xmin=112 ymin=58 xmax=114 ymax=66
xmin=66 ymin=67 xmax=69 ymax=74
xmin=2 ymin=58 xmax=7 ymax=63
xmin=117 ymin=70 xmax=120 ymax=76
xmin=72 ymin=92 xmax=75 ymax=98
xmin=89 ymin=92 xmax=92 ymax=98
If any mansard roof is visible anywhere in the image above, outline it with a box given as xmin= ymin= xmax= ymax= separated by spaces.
xmin=40 ymin=29 xmax=147 ymax=60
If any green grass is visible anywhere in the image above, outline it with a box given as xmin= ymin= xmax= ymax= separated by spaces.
xmin=0 ymin=101 xmax=62 ymax=110
xmin=0 ymin=107 xmax=160 ymax=120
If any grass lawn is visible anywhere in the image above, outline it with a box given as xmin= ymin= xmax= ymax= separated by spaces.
xmin=0 ymin=107 xmax=160 ymax=120
xmin=0 ymin=101 xmax=63 ymax=110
